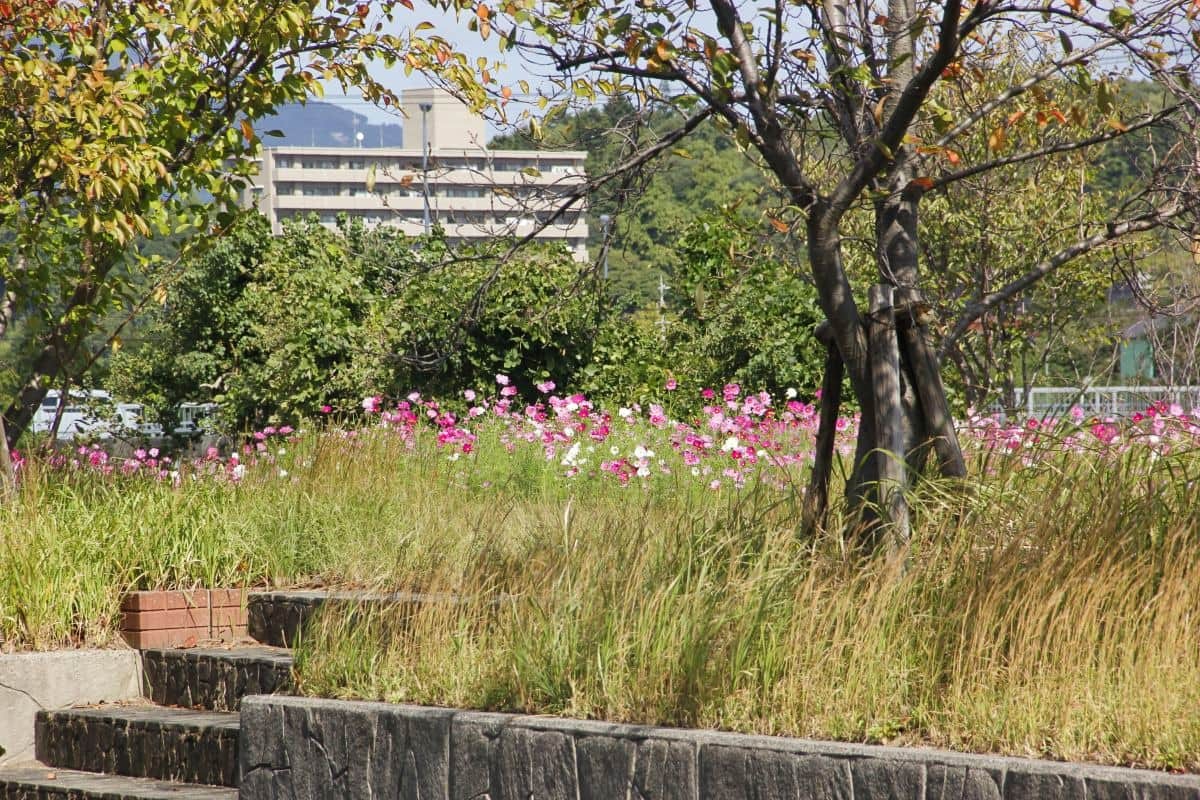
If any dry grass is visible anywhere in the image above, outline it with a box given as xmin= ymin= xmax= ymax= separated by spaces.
xmin=294 ymin=442 xmax=1200 ymax=771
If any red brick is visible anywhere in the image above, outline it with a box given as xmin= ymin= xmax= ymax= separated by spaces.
xmin=120 ymin=627 xmax=202 ymax=649
xmin=210 ymin=609 xmax=248 ymax=639
xmin=208 ymin=588 xmax=246 ymax=608
xmin=165 ymin=589 xmax=210 ymax=610
xmin=120 ymin=591 xmax=170 ymax=612
xmin=120 ymin=607 xmax=211 ymax=632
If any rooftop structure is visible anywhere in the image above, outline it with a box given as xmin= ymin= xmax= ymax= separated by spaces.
xmin=244 ymin=90 xmax=589 ymax=260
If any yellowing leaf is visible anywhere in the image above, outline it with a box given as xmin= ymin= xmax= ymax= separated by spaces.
xmin=987 ymin=126 xmax=1006 ymax=151
xmin=239 ymin=118 xmax=254 ymax=143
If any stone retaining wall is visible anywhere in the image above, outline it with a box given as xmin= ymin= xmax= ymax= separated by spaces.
xmin=238 ymin=696 xmax=1200 ymax=799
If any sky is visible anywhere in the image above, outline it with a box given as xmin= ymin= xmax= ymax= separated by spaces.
xmin=321 ymin=3 xmax=554 ymax=139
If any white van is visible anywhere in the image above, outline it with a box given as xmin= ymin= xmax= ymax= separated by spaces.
xmin=32 ymin=391 xmax=162 ymax=440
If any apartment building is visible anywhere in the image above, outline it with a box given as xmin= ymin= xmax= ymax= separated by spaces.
xmin=244 ymin=88 xmax=590 ymax=260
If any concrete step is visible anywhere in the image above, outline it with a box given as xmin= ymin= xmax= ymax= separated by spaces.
xmin=141 ymin=645 xmax=293 ymax=712
xmin=0 ymin=764 xmax=236 ymax=799
xmin=35 ymin=705 xmax=239 ymax=788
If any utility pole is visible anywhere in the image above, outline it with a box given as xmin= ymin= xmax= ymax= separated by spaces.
xmin=657 ymin=272 xmax=669 ymax=336
xmin=598 ymin=214 xmax=611 ymax=280
xmin=419 ymin=102 xmax=433 ymax=235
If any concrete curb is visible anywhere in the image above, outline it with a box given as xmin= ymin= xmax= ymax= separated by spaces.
xmin=238 ymin=696 xmax=1200 ymax=799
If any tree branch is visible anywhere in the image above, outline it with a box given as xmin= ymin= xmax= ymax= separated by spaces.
xmin=928 ymin=105 xmax=1180 ymax=191
xmin=940 ymin=200 xmax=1189 ymax=356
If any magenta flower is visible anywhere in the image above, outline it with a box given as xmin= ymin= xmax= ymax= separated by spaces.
xmin=320 ymin=404 xmax=333 ymax=414
xmin=665 ymin=377 xmax=678 ymax=391
xmin=362 ymin=395 xmax=382 ymax=414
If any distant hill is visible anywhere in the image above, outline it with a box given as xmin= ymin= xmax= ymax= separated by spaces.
xmin=255 ymin=101 xmax=405 ymax=148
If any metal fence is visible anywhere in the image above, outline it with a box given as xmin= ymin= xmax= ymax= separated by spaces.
xmin=1009 ymin=385 xmax=1200 ymax=419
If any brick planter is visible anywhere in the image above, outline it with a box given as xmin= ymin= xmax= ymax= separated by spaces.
xmin=119 ymin=589 xmax=247 ymax=649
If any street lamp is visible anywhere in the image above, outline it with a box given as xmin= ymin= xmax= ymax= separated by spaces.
xmin=598 ymin=213 xmax=611 ymax=280
xmin=419 ymin=101 xmax=433 ymax=235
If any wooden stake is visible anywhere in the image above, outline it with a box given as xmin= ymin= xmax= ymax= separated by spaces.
xmin=868 ymin=284 xmax=910 ymax=552
xmin=802 ymin=338 xmax=843 ymax=536
xmin=895 ymin=287 xmax=967 ymax=479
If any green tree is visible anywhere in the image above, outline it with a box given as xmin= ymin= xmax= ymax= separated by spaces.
xmin=0 ymin=0 xmax=485 ymax=451
xmin=111 ymin=214 xmax=606 ymax=428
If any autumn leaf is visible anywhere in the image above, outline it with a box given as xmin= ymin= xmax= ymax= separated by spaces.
xmin=907 ymin=177 xmax=935 ymax=191
xmin=767 ymin=216 xmax=790 ymax=233
xmin=944 ymin=150 xmax=961 ymax=166
xmin=239 ymin=118 xmax=254 ymax=143
xmin=476 ymin=3 xmax=490 ymax=20
xmin=987 ymin=126 xmax=1006 ymax=151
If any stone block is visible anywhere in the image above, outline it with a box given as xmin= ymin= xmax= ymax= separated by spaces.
xmin=850 ymin=757 xmax=927 ymax=799
xmin=633 ymin=737 xmax=696 ymax=800
xmin=576 ymin=735 xmax=635 ymax=800
xmin=1002 ymin=769 xmax=1086 ymax=800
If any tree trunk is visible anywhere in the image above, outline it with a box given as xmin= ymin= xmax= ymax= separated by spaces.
xmin=867 ymin=284 xmax=910 ymax=553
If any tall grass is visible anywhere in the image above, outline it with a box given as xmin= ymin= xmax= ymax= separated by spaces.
xmin=294 ymin=441 xmax=1200 ymax=770
xmin=5 ymin=424 xmax=1200 ymax=768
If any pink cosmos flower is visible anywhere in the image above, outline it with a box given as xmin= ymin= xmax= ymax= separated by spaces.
xmin=501 ymin=385 xmax=518 ymax=397
xmin=320 ymin=404 xmax=333 ymax=414
xmin=362 ymin=395 xmax=382 ymax=413
xmin=665 ymin=377 xmax=678 ymax=391
xmin=464 ymin=389 xmax=477 ymax=402
xmin=496 ymin=374 xmax=510 ymax=386
xmin=537 ymin=380 xmax=556 ymax=393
